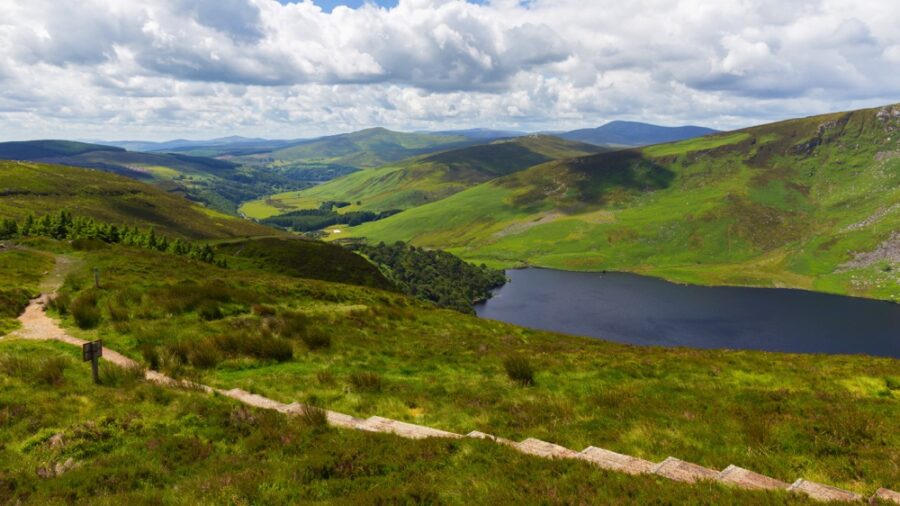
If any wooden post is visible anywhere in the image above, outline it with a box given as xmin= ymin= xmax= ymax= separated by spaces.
xmin=91 ymin=354 xmax=99 ymax=384
xmin=93 ymin=268 xmax=100 ymax=289
xmin=82 ymin=340 xmax=103 ymax=384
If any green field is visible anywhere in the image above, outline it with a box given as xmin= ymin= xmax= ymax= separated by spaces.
xmin=342 ymin=105 xmax=900 ymax=301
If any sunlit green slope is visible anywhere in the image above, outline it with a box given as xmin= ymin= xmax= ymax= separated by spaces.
xmin=0 ymin=161 xmax=273 ymax=239
xmin=241 ymin=135 xmax=603 ymax=219
xmin=345 ymin=104 xmax=900 ymax=301
xmin=252 ymin=127 xmax=471 ymax=168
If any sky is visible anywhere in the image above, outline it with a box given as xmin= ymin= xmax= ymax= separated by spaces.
xmin=0 ymin=0 xmax=898 ymax=141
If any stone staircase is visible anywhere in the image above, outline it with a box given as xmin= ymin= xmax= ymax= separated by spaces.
xmin=9 ymin=293 xmax=899 ymax=504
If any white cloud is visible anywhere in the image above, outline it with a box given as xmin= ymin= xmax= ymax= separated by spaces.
xmin=0 ymin=0 xmax=898 ymax=140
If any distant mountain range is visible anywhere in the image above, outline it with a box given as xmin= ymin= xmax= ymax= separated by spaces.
xmin=95 ymin=136 xmax=302 ymax=157
xmin=83 ymin=121 xmax=716 ymax=157
xmin=557 ymin=121 xmax=719 ymax=147
xmin=0 ymin=121 xmax=718 ymax=216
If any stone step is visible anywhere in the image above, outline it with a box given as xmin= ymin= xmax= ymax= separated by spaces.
xmin=467 ymin=430 xmax=515 ymax=446
xmin=717 ymin=465 xmax=789 ymax=491
xmin=873 ymin=488 xmax=900 ymax=505
xmin=652 ymin=457 xmax=720 ymax=483
xmin=222 ymin=388 xmax=287 ymax=411
xmin=788 ymin=479 xmax=863 ymax=503
xmin=359 ymin=416 xmax=461 ymax=439
xmin=578 ymin=446 xmax=654 ymax=475
xmin=515 ymin=438 xmax=579 ymax=459
xmin=326 ymin=410 xmax=368 ymax=430
xmin=277 ymin=402 xmax=303 ymax=414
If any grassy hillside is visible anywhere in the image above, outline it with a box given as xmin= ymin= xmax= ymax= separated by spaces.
xmin=214 ymin=236 xmax=395 ymax=291
xmin=6 ymin=147 xmax=322 ymax=215
xmin=7 ymin=239 xmax=896 ymax=497
xmin=0 ymin=339 xmax=825 ymax=504
xmin=244 ymin=127 xmax=472 ymax=169
xmin=0 ymin=161 xmax=272 ymax=239
xmin=344 ymin=104 xmax=900 ymax=301
xmin=241 ymin=135 xmax=603 ymax=219
xmin=0 ymin=140 xmax=124 ymax=159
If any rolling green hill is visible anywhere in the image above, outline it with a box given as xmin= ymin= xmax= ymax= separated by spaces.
xmin=560 ymin=121 xmax=718 ymax=147
xmin=241 ymin=135 xmax=604 ymax=219
xmin=0 ymin=140 xmax=124 ymax=159
xmin=343 ymin=104 xmax=900 ymax=301
xmin=0 ymin=141 xmax=324 ymax=215
xmin=242 ymin=127 xmax=473 ymax=169
xmin=0 ymin=160 xmax=273 ymax=239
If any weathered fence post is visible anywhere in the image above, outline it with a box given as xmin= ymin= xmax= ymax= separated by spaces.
xmin=82 ymin=340 xmax=102 ymax=384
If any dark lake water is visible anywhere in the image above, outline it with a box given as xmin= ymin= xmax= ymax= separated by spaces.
xmin=475 ymin=268 xmax=900 ymax=358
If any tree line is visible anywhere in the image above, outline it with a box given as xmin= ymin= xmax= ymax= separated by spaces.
xmin=350 ymin=241 xmax=506 ymax=314
xmin=0 ymin=211 xmax=225 ymax=267
xmin=262 ymin=207 xmax=401 ymax=232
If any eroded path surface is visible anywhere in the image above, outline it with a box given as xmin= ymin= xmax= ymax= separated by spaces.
xmin=4 ymin=254 xmax=897 ymax=504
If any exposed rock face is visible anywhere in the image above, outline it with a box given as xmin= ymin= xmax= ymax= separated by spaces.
xmin=840 ymin=232 xmax=900 ymax=270
xmin=876 ymin=105 xmax=900 ymax=122
xmin=843 ymin=204 xmax=900 ymax=232
xmin=877 ymin=105 xmax=900 ymax=134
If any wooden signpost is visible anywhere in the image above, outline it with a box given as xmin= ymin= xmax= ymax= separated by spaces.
xmin=82 ymin=340 xmax=102 ymax=384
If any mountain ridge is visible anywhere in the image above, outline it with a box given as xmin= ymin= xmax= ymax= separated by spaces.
xmin=559 ymin=120 xmax=719 ymax=147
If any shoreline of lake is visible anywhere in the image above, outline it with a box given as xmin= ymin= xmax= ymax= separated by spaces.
xmin=475 ymin=267 xmax=900 ymax=358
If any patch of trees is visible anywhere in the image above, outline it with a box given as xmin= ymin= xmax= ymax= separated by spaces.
xmin=350 ymin=241 xmax=506 ymax=314
xmin=262 ymin=207 xmax=401 ymax=232
xmin=0 ymin=211 xmax=225 ymax=267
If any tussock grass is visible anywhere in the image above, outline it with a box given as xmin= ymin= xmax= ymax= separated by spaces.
xmin=0 ymin=339 xmax=824 ymax=504
xmin=71 ymin=291 xmax=101 ymax=329
xmin=299 ymin=403 xmax=329 ymax=429
xmin=349 ymin=372 xmax=383 ymax=393
xmin=98 ymin=361 xmax=145 ymax=387
xmin=504 ymin=356 xmax=536 ymax=386
xmin=0 ymin=354 xmax=69 ymax=386
xmin=301 ymin=329 xmax=331 ymax=351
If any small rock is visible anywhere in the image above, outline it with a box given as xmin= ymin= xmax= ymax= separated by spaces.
xmin=47 ymin=433 xmax=64 ymax=449
xmin=54 ymin=458 xmax=76 ymax=476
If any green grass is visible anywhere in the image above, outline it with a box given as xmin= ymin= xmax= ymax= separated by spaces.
xmin=34 ymin=242 xmax=900 ymax=495
xmin=240 ymin=135 xmax=601 ymax=219
xmin=0 ymin=339 xmax=825 ymax=505
xmin=213 ymin=236 xmax=395 ymax=291
xmin=342 ymin=104 xmax=900 ymax=301
xmin=642 ymin=132 xmax=750 ymax=157
xmin=0 ymin=161 xmax=274 ymax=239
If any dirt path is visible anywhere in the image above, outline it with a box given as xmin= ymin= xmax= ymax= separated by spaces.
xmin=3 ymin=254 xmax=893 ymax=504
